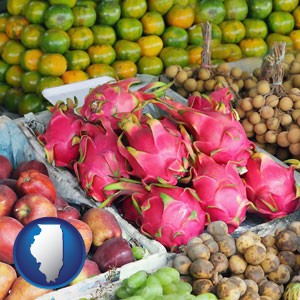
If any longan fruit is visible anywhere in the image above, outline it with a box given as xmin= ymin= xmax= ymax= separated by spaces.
xmin=230 ymin=67 xmax=243 ymax=80
xmin=255 ymin=134 xmax=265 ymax=144
xmin=289 ymin=142 xmax=300 ymax=156
xmin=295 ymin=52 xmax=300 ymax=61
xmin=198 ymin=68 xmax=211 ymax=81
xmin=254 ymin=122 xmax=267 ymax=135
xmin=183 ymin=66 xmax=193 ymax=78
xmin=165 ymin=65 xmax=181 ymax=79
xmin=277 ymin=131 xmax=290 ymax=147
xmin=290 ymin=60 xmax=300 ymax=74
xmin=183 ymin=78 xmax=197 ymax=92
xmin=260 ymin=106 xmax=274 ymax=119
xmin=279 ymin=96 xmax=293 ymax=111
xmin=253 ymin=67 xmax=261 ymax=78
xmin=248 ymin=87 xmax=258 ymax=98
xmin=287 ymin=127 xmax=300 ymax=144
xmin=175 ymin=70 xmax=189 ymax=85
xmin=234 ymin=79 xmax=243 ymax=90
xmin=191 ymin=91 xmax=201 ymax=97
xmin=280 ymin=113 xmax=293 ymax=127
xmin=204 ymin=79 xmax=216 ymax=91
xmin=283 ymin=62 xmax=290 ymax=75
xmin=214 ymin=82 xmax=224 ymax=91
xmin=266 ymin=117 xmax=280 ymax=131
xmin=252 ymin=95 xmax=265 ymax=109
xmin=257 ymin=80 xmax=271 ymax=95
xmin=196 ymin=80 xmax=204 ymax=92
xmin=289 ymin=86 xmax=300 ymax=93
xmin=236 ymin=107 xmax=246 ymax=119
xmin=292 ymin=74 xmax=300 ymax=88
xmin=264 ymin=130 xmax=277 ymax=144
xmin=215 ymin=62 xmax=230 ymax=75
xmin=231 ymin=83 xmax=239 ymax=94
xmin=239 ymin=98 xmax=253 ymax=112
xmin=176 ymin=87 xmax=189 ymax=98
xmin=283 ymin=80 xmax=293 ymax=91
xmin=242 ymin=119 xmax=254 ymax=133
xmin=284 ymin=52 xmax=295 ymax=64
xmin=294 ymin=99 xmax=300 ymax=109
xmin=265 ymin=94 xmax=279 ymax=107
xmin=288 ymin=88 xmax=300 ymax=101
xmin=226 ymin=76 xmax=233 ymax=84
xmin=288 ymin=222 xmax=300 ymax=236
xmin=244 ymin=78 xmax=257 ymax=90
xmin=241 ymin=71 xmax=251 ymax=80
xmin=248 ymin=111 xmax=261 ymax=124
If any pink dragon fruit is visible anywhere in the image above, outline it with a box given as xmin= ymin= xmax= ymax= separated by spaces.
xmin=77 ymin=77 xmax=169 ymax=130
xmin=117 ymin=114 xmax=193 ymax=185
xmin=73 ymin=117 xmax=129 ymax=204
xmin=188 ymin=87 xmax=234 ymax=114
xmin=152 ymin=93 xmax=254 ymax=167
xmin=192 ymin=153 xmax=251 ymax=233
xmin=38 ymin=98 xmax=84 ymax=169
xmin=242 ymin=151 xmax=300 ymax=220
xmin=138 ymin=184 xmax=206 ymax=251
xmin=105 ymin=180 xmax=206 ymax=251
xmin=114 ymin=195 xmax=142 ymax=227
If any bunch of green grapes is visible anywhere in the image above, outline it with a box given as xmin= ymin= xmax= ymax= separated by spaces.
xmin=115 ymin=267 xmax=218 ymax=300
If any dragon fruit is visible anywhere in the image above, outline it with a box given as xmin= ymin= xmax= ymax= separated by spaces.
xmin=188 ymin=87 xmax=234 ymax=115
xmin=138 ymin=184 xmax=206 ymax=251
xmin=38 ymin=98 xmax=84 ymax=169
xmin=109 ymin=180 xmax=206 ymax=251
xmin=73 ymin=117 xmax=129 ymax=204
xmin=242 ymin=151 xmax=300 ymax=220
xmin=152 ymin=94 xmax=254 ymax=167
xmin=192 ymin=153 xmax=251 ymax=233
xmin=117 ymin=114 xmax=193 ymax=185
xmin=77 ymin=77 xmax=170 ymax=130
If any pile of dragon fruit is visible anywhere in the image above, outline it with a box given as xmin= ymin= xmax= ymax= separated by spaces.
xmin=38 ymin=77 xmax=300 ymax=251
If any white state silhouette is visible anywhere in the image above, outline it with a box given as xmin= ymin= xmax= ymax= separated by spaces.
xmin=30 ymin=224 xmax=64 ymax=283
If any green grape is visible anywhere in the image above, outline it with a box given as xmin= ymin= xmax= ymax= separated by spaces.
xmin=195 ymin=293 xmax=218 ymax=300
xmin=152 ymin=267 xmax=180 ymax=286
xmin=176 ymin=280 xmax=193 ymax=295
xmin=121 ymin=278 xmax=129 ymax=287
xmin=146 ymin=274 xmax=162 ymax=286
xmin=115 ymin=286 xmax=131 ymax=299
xmin=125 ymin=284 xmax=140 ymax=296
xmin=127 ymin=270 xmax=148 ymax=290
xmin=131 ymin=246 xmax=145 ymax=260
xmin=134 ymin=280 xmax=163 ymax=299
xmin=162 ymin=282 xmax=178 ymax=295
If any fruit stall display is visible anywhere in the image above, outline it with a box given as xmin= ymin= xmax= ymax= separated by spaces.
xmin=0 ymin=75 xmax=300 ymax=298
xmin=2 ymin=0 xmax=300 ymax=115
